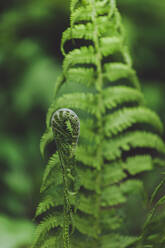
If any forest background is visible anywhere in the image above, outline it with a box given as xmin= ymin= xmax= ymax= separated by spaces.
xmin=0 ymin=0 xmax=165 ymax=247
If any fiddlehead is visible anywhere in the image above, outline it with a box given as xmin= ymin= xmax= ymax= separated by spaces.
xmin=51 ymin=108 xmax=80 ymax=248
xmin=51 ymin=108 xmax=80 ymax=159
xmin=32 ymin=109 xmax=80 ymax=248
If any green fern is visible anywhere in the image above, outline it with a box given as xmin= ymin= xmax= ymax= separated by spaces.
xmin=137 ymin=175 xmax=165 ymax=248
xmin=32 ymin=0 xmax=165 ymax=247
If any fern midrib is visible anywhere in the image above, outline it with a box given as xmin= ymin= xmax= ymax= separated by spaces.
xmin=90 ymin=0 xmax=105 ymax=240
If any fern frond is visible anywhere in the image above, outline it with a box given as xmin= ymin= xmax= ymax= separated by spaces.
xmin=35 ymin=0 xmax=165 ymax=247
xmin=80 ymin=119 xmax=101 ymax=144
xmin=75 ymin=193 xmax=98 ymax=217
xmin=102 ymin=86 xmax=144 ymax=111
xmin=32 ymin=213 xmax=63 ymax=248
xmin=76 ymin=166 xmax=100 ymax=192
xmin=70 ymin=2 xmax=111 ymax=26
xmin=123 ymin=155 xmax=153 ymax=175
xmin=67 ymin=67 xmax=95 ymax=86
xmin=40 ymin=154 xmax=62 ymax=193
xmin=61 ymin=24 xmax=94 ymax=55
xmin=70 ymin=5 xmax=92 ymax=25
xmin=63 ymin=46 xmax=96 ymax=72
xmin=100 ymin=209 xmax=123 ymax=231
xmin=36 ymin=188 xmax=64 ymax=218
xmin=104 ymin=62 xmax=140 ymax=89
xmin=76 ymin=145 xmax=100 ymax=168
xmin=103 ymin=131 xmax=165 ymax=161
xmin=62 ymin=15 xmax=120 ymax=55
xmin=102 ymin=161 xmax=127 ymax=186
xmin=104 ymin=107 xmax=163 ymax=137
xmin=35 ymin=196 xmax=56 ymax=218
xmin=120 ymin=179 xmax=143 ymax=195
xmin=74 ymin=213 xmax=99 ymax=238
xmin=46 ymin=94 xmax=94 ymax=128
xmin=100 ymin=36 xmax=123 ymax=57
xmin=54 ymin=92 xmax=98 ymax=115
xmin=101 ymin=185 xmax=126 ymax=207
xmin=97 ymin=15 xmax=119 ymax=37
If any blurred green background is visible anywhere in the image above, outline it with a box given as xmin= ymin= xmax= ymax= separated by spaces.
xmin=0 ymin=0 xmax=165 ymax=247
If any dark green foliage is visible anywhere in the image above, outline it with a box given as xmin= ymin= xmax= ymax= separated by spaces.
xmin=33 ymin=0 xmax=165 ymax=247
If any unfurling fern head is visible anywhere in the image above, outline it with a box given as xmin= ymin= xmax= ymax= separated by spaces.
xmin=51 ymin=108 xmax=80 ymax=157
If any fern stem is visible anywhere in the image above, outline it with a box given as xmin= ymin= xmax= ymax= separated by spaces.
xmin=58 ymin=149 xmax=71 ymax=248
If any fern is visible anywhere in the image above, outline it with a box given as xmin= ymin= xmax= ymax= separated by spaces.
xmin=137 ymin=176 xmax=165 ymax=248
xmin=33 ymin=0 xmax=165 ymax=247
